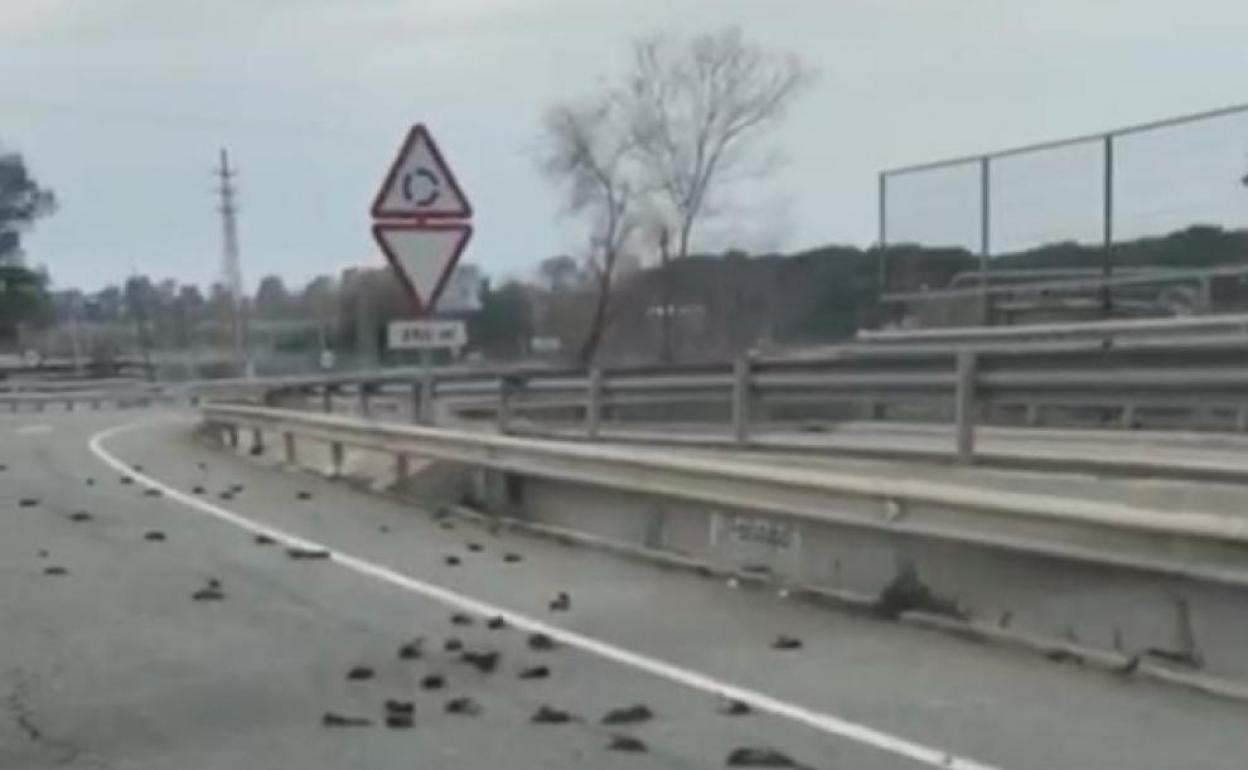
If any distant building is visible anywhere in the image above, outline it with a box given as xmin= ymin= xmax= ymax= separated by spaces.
xmin=440 ymin=263 xmax=484 ymax=314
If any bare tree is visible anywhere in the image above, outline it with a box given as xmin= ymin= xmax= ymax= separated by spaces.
xmin=624 ymin=26 xmax=813 ymax=259
xmin=540 ymin=97 xmax=638 ymax=364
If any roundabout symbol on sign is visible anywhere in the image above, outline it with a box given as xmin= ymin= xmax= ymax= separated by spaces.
xmin=403 ymin=167 xmax=440 ymax=208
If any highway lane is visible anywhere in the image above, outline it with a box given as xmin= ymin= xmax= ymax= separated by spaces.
xmin=2 ymin=409 xmax=1247 ymax=769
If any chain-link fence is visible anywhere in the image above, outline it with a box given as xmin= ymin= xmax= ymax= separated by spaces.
xmin=880 ymin=102 xmax=1248 ymax=323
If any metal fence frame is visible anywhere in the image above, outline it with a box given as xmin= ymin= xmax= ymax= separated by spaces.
xmin=879 ymin=101 xmax=1248 ymax=323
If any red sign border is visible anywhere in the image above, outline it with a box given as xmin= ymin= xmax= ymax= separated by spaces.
xmin=371 ymin=222 xmax=473 ymax=317
xmin=370 ymin=124 xmax=473 ymax=220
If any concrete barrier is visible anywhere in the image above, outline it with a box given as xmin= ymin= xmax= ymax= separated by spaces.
xmin=202 ymin=402 xmax=1248 ymax=690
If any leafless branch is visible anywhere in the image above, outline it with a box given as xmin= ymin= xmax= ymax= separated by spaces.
xmin=624 ymin=26 xmax=814 ymax=258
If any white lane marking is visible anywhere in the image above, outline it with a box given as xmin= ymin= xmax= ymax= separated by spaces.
xmin=16 ymin=424 xmax=52 ymax=435
xmin=89 ymin=420 xmax=1004 ymax=770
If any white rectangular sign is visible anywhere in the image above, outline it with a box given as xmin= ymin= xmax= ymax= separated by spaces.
xmin=387 ymin=319 xmax=467 ymax=351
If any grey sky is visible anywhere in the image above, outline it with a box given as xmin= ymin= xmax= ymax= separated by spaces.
xmin=3 ymin=0 xmax=1248 ymax=292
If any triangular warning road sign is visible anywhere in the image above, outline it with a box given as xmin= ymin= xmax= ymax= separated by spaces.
xmin=371 ymin=125 xmax=472 ymax=220
xmin=372 ymin=222 xmax=473 ymax=315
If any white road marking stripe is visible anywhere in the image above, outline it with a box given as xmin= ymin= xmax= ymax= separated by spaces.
xmin=89 ymin=420 xmax=1005 ymax=770
xmin=17 ymin=424 xmax=52 ymax=435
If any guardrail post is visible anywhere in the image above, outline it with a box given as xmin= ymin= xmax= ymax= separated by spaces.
xmin=1119 ymin=404 xmax=1137 ymax=430
xmin=357 ymin=383 xmax=370 ymax=418
xmin=954 ymin=350 xmax=977 ymax=465
xmin=732 ymin=357 xmax=752 ymax=445
xmin=330 ymin=441 xmax=344 ymax=477
xmin=395 ymin=453 xmax=410 ymax=484
xmin=283 ymin=432 xmax=297 ymax=465
xmin=1024 ymin=403 xmax=1041 ymax=427
xmin=586 ymin=367 xmax=603 ymax=438
xmin=420 ymin=367 xmax=436 ymax=424
xmin=497 ymin=377 xmax=513 ymax=434
xmin=321 ymin=386 xmax=333 ymax=414
xmin=249 ymin=427 xmax=265 ymax=456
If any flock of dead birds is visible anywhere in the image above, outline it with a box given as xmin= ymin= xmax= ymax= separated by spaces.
xmin=8 ymin=458 xmax=815 ymax=769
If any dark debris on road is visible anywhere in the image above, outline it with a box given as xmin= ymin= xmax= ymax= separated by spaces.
xmin=531 ymin=705 xmax=574 ymax=724
xmin=601 ymin=704 xmax=653 ymax=725
xmin=726 ymin=747 xmax=806 ymax=768
xmin=527 ymin=633 xmax=556 ymax=651
xmin=518 ymin=665 xmax=550 ymax=680
xmin=322 ymin=712 xmax=371 ymax=728
xmin=607 ymin=735 xmax=648 ymax=753
xmin=346 ymin=665 xmax=375 ymax=681
xmin=398 ymin=637 xmax=425 ymax=660
xmin=286 ymin=547 xmax=331 ymax=560
xmin=445 ymin=696 xmax=481 ymax=716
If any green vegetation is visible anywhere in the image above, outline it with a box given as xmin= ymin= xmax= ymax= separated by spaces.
xmin=0 ymin=148 xmax=56 ymax=346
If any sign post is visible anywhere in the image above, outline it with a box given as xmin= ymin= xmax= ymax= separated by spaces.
xmin=370 ymin=123 xmax=474 ymax=423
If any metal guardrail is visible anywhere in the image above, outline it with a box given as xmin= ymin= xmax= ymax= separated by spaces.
xmin=243 ymin=338 xmax=1248 ymax=465
xmin=857 ymin=312 xmax=1248 ymax=346
xmin=200 ymin=403 xmax=1248 ymax=587
xmin=16 ymin=319 xmax=1248 ymax=466
xmin=0 ymin=385 xmax=193 ymax=413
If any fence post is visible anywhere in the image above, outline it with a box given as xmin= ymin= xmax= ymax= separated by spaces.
xmin=978 ymin=156 xmax=992 ymax=326
xmin=1101 ymin=133 xmax=1115 ymax=318
xmin=732 ymin=357 xmax=752 ymax=445
xmin=357 ymin=383 xmax=370 ymax=418
xmin=283 ymin=432 xmax=297 ymax=465
xmin=954 ymin=351 xmax=977 ymax=464
xmin=250 ymin=427 xmax=265 ymax=456
xmin=321 ymin=386 xmax=333 ymax=414
xmin=586 ymin=367 xmax=603 ymax=438
xmin=395 ymin=453 xmax=410 ymax=485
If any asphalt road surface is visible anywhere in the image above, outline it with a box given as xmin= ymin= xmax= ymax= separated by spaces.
xmin=2 ymin=408 xmax=1247 ymax=770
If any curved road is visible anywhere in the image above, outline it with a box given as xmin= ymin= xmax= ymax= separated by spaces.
xmin=2 ymin=408 xmax=1246 ymax=770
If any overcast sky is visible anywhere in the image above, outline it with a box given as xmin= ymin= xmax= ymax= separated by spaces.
xmin=4 ymin=0 xmax=1248 ymax=292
